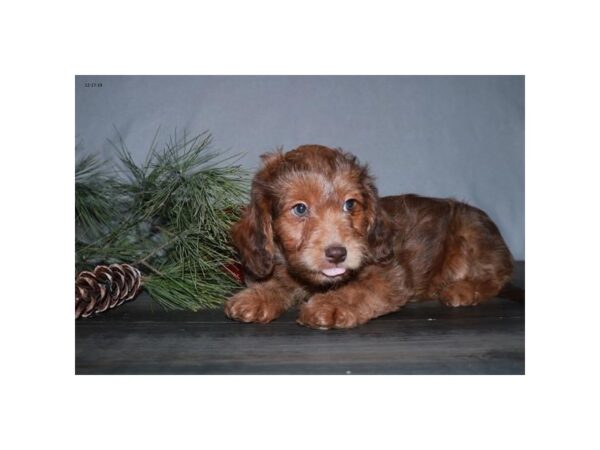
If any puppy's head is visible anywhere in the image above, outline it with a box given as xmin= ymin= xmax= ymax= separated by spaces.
xmin=232 ymin=145 xmax=393 ymax=286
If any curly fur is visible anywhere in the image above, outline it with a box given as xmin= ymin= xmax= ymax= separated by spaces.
xmin=225 ymin=145 xmax=513 ymax=329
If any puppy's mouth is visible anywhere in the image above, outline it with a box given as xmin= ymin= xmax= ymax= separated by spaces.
xmin=321 ymin=267 xmax=347 ymax=277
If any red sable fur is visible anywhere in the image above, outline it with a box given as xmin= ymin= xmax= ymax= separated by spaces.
xmin=225 ymin=145 xmax=513 ymax=329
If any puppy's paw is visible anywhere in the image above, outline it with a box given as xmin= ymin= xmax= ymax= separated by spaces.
xmin=438 ymin=281 xmax=480 ymax=307
xmin=224 ymin=289 xmax=283 ymax=323
xmin=297 ymin=295 xmax=361 ymax=330
xmin=439 ymin=296 xmax=479 ymax=307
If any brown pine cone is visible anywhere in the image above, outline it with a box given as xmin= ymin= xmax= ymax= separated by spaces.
xmin=75 ymin=264 xmax=143 ymax=319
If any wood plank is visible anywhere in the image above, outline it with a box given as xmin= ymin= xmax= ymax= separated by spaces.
xmin=76 ymin=316 xmax=523 ymax=375
xmin=75 ymin=261 xmax=525 ymax=375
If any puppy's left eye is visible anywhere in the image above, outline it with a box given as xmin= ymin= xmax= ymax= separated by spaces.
xmin=343 ymin=199 xmax=357 ymax=212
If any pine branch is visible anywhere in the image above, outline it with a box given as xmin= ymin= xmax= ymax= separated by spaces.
xmin=75 ymin=155 xmax=119 ymax=241
xmin=75 ymin=128 xmax=249 ymax=311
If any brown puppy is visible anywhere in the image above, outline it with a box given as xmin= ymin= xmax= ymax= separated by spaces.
xmin=225 ymin=145 xmax=513 ymax=329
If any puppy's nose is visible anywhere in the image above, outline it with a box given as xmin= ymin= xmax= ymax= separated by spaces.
xmin=325 ymin=245 xmax=347 ymax=263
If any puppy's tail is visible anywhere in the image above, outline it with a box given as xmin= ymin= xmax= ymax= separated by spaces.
xmin=497 ymin=283 xmax=525 ymax=302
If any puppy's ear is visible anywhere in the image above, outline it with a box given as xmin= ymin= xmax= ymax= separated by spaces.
xmin=363 ymin=173 xmax=394 ymax=263
xmin=231 ymin=179 xmax=275 ymax=279
xmin=367 ymin=207 xmax=394 ymax=263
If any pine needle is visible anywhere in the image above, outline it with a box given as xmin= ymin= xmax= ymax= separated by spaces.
xmin=75 ymin=129 xmax=249 ymax=310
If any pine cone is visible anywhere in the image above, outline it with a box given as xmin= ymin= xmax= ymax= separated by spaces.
xmin=75 ymin=264 xmax=143 ymax=319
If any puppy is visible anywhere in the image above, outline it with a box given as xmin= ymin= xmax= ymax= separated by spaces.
xmin=225 ymin=145 xmax=513 ymax=329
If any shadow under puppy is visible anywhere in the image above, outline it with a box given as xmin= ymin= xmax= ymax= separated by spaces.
xmin=225 ymin=145 xmax=513 ymax=329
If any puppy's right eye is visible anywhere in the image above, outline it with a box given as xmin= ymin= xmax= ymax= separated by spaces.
xmin=292 ymin=203 xmax=308 ymax=217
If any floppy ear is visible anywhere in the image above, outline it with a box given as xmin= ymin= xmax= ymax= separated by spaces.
xmin=363 ymin=172 xmax=394 ymax=263
xmin=231 ymin=150 xmax=287 ymax=278
xmin=368 ymin=206 xmax=394 ymax=263
xmin=231 ymin=180 xmax=275 ymax=279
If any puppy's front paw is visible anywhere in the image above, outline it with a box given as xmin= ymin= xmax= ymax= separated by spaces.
xmin=297 ymin=295 xmax=360 ymax=330
xmin=224 ymin=289 xmax=283 ymax=324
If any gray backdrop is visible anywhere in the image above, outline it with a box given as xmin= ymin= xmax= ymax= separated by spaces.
xmin=75 ymin=75 xmax=524 ymax=259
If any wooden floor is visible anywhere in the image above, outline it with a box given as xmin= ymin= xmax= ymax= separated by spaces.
xmin=76 ymin=262 xmax=524 ymax=375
